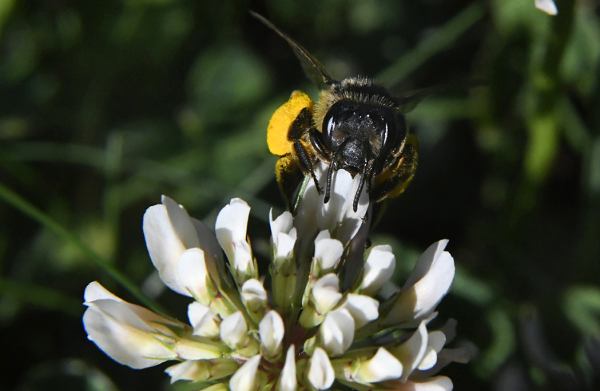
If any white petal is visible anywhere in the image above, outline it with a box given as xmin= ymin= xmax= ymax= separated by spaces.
xmin=418 ymin=347 xmax=438 ymax=371
xmin=386 ymin=241 xmax=454 ymax=325
xmin=279 ymin=345 xmax=297 ymax=391
xmin=355 ymin=347 xmax=403 ymax=383
xmin=241 ymin=279 xmax=267 ymax=311
xmin=314 ymin=237 xmax=343 ymax=272
xmin=162 ymin=196 xmax=201 ymax=246
xmin=409 ymin=252 xmax=454 ymax=319
xmin=295 ymin=163 xmax=367 ymax=246
xmin=389 ymin=376 xmax=453 ymax=391
xmin=275 ymin=232 xmax=296 ymax=261
xmin=535 ymin=0 xmax=557 ymax=15
xmin=270 ymin=209 xmax=294 ymax=237
xmin=395 ymin=322 xmax=429 ymax=381
xmin=233 ymin=240 xmax=253 ymax=275
xmin=362 ymin=245 xmax=396 ymax=296
xmin=417 ymin=330 xmax=447 ymax=371
xmin=220 ymin=311 xmax=249 ymax=349
xmin=143 ymin=201 xmax=197 ymax=295
xmin=191 ymin=217 xmax=224 ymax=282
xmin=188 ymin=301 xmax=220 ymax=338
xmin=320 ymin=308 xmax=355 ymax=357
xmin=84 ymin=281 xmax=123 ymax=302
xmin=84 ymin=282 xmax=179 ymax=329
xmin=229 ymin=355 xmax=261 ymax=391
xmin=429 ymin=330 xmax=447 ymax=353
xmin=307 ymin=347 xmax=335 ymax=390
xmin=259 ymin=310 xmax=285 ymax=356
xmin=215 ymin=198 xmax=251 ymax=262
xmin=288 ymin=227 xmax=297 ymax=241
xmin=342 ymin=294 xmax=379 ymax=328
xmin=312 ymin=274 xmax=342 ymax=315
xmin=165 ymin=360 xmax=210 ymax=383
xmin=177 ymin=248 xmax=210 ymax=300
xmin=83 ymin=302 xmax=176 ymax=369
xmin=316 ymin=167 xmax=368 ymax=244
xmin=402 ymin=240 xmax=449 ymax=290
xmin=314 ymin=230 xmax=331 ymax=242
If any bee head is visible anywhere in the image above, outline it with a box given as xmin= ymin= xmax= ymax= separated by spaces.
xmin=322 ymin=99 xmax=406 ymax=176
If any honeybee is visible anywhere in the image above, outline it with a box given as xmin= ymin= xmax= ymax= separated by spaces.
xmin=253 ymin=12 xmax=418 ymax=213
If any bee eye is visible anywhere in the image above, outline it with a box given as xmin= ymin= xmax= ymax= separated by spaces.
xmin=380 ymin=116 xmax=406 ymax=156
xmin=326 ymin=116 xmax=335 ymax=136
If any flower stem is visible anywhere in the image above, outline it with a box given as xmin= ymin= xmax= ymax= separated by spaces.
xmin=0 ymin=181 xmax=168 ymax=316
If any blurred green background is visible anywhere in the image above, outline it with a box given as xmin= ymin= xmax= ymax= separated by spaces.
xmin=1 ymin=0 xmax=599 ymax=390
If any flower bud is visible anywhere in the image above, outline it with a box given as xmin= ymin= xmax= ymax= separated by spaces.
xmin=311 ymin=274 xmax=342 ymax=315
xmin=241 ymin=279 xmax=268 ymax=321
xmin=188 ymin=301 xmax=220 ymax=338
xmin=229 ymin=355 xmax=262 ymax=391
xmin=165 ymin=360 xmax=211 ymax=383
xmin=314 ymin=231 xmax=343 ymax=273
xmin=278 ymin=346 xmax=297 ymax=391
xmin=307 ymin=347 xmax=335 ymax=390
xmin=360 ymin=245 xmax=395 ymax=296
xmin=259 ymin=310 xmax=285 ymax=359
xmin=216 ymin=198 xmax=257 ymax=284
xmin=220 ymin=311 xmax=249 ymax=350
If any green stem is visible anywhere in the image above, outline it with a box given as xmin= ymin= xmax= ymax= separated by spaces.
xmin=0 ymin=277 xmax=82 ymax=317
xmin=0 ymin=182 xmax=168 ymax=316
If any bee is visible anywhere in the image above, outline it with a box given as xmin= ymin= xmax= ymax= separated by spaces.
xmin=252 ymin=12 xmax=418 ymax=213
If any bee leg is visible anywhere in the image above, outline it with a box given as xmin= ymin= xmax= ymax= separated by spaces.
xmin=309 ymin=128 xmax=331 ymax=161
xmin=371 ymin=175 xmax=406 ymax=203
xmin=324 ymin=153 xmax=338 ymax=204
xmin=293 ymin=140 xmax=322 ymax=194
xmin=371 ymin=138 xmax=418 ymax=202
xmin=353 ymin=158 xmax=373 ymax=212
xmin=324 ymin=142 xmax=346 ymax=204
xmin=353 ymin=173 xmax=366 ymax=212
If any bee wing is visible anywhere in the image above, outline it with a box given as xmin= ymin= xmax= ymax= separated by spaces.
xmin=395 ymin=79 xmax=486 ymax=114
xmin=250 ymin=11 xmax=336 ymax=89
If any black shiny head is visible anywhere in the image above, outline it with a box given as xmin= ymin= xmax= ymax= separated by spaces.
xmin=315 ymin=80 xmax=408 ymax=212
xmin=322 ymin=99 xmax=406 ymax=175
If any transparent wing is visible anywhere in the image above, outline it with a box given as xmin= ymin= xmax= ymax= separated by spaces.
xmin=250 ymin=11 xmax=337 ymax=89
xmin=395 ymin=79 xmax=486 ymax=114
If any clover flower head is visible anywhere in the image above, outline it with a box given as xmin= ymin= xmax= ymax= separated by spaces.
xmin=83 ymin=168 xmax=469 ymax=391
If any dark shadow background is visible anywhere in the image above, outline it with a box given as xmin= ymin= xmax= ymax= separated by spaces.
xmin=1 ymin=0 xmax=599 ymax=390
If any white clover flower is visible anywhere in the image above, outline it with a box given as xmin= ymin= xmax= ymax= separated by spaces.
xmin=83 ymin=168 xmax=468 ymax=391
